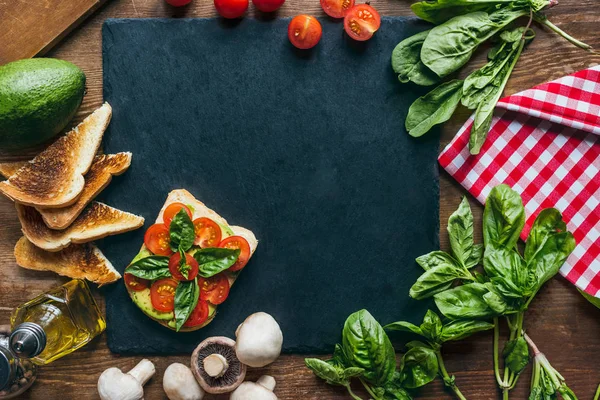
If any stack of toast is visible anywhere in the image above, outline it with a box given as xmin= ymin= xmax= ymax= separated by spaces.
xmin=0 ymin=103 xmax=144 ymax=285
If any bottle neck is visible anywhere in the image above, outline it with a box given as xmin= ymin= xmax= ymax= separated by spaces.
xmin=9 ymin=323 xmax=46 ymax=359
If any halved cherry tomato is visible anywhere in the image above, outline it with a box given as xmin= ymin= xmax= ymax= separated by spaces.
xmin=218 ymin=235 xmax=251 ymax=272
xmin=168 ymin=252 xmax=199 ymax=281
xmin=199 ymin=273 xmax=230 ymax=305
xmin=214 ymin=0 xmax=249 ymax=19
xmin=344 ymin=4 xmax=381 ymax=42
xmin=193 ymin=217 xmax=222 ymax=248
xmin=320 ymin=0 xmax=354 ymax=19
xmin=163 ymin=203 xmax=193 ymax=227
xmin=252 ymin=0 xmax=285 ymax=12
xmin=144 ymin=224 xmax=173 ymax=256
xmin=124 ymin=274 xmax=149 ymax=292
xmin=183 ymin=300 xmax=210 ymax=327
xmin=288 ymin=15 xmax=322 ymax=50
xmin=150 ymin=278 xmax=178 ymax=312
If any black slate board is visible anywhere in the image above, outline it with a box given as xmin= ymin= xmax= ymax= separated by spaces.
xmin=101 ymin=17 xmax=439 ymax=354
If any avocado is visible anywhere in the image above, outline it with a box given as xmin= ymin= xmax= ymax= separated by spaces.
xmin=130 ymin=289 xmax=174 ymax=321
xmin=0 ymin=58 xmax=86 ymax=150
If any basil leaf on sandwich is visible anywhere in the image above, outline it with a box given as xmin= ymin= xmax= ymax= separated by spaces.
xmin=194 ymin=248 xmax=240 ymax=278
xmin=174 ymin=278 xmax=200 ymax=331
xmin=170 ymin=208 xmax=195 ymax=252
xmin=125 ymin=256 xmax=170 ymax=280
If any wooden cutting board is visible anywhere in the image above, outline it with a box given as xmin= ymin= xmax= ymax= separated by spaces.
xmin=0 ymin=0 xmax=107 ymax=64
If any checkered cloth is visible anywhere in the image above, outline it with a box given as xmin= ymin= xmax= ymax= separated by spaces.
xmin=439 ymin=66 xmax=600 ymax=297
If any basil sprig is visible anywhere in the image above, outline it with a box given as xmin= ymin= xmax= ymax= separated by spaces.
xmin=170 ymin=209 xmax=195 ymax=252
xmin=174 ymin=278 xmax=200 ymax=331
xmin=125 ymin=256 xmax=170 ymax=280
xmin=194 ymin=248 xmax=240 ymax=278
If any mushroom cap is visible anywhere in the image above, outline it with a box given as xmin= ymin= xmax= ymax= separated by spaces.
xmin=98 ymin=367 xmax=144 ymax=400
xmin=163 ymin=363 xmax=205 ymax=400
xmin=229 ymin=380 xmax=278 ymax=400
xmin=235 ymin=312 xmax=283 ymax=368
xmin=191 ymin=336 xmax=246 ymax=394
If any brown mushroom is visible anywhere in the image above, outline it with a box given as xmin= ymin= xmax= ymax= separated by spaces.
xmin=191 ymin=337 xmax=246 ymax=394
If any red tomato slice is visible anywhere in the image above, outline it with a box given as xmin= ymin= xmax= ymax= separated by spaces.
xmin=320 ymin=0 xmax=354 ymax=19
xmin=218 ymin=236 xmax=251 ymax=272
xmin=214 ymin=0 xmax=249 ymax=19
xmin=199 ymin=273 xmax=230 ymax=305
xmin=183 ymin=300 xmax=210 ymax=327
xmin=344 ymin=4 xmax=381 ymax=41
xmin=193 ymin=217 xmax=222 ymax=248
xmin=163 ymin=202 xmax=193 ymax=227
xmin=288 ymin=15 xmax=323 ymax=50
xmin=124 ymin=274 xmax=149 ymax=292
xmin=168 ymin=252 xmax=199 ymax=281
xmin=150 ymin=278 xmax=178 ymax=312
xmin=144 ymin=224 xmax=173 ymax=256
xmin=252 ymin=0 xmax=285 ymax=12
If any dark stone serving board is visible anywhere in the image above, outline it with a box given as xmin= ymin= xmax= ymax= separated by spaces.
xmin=100 ymin=17 xmax=439 ymax=354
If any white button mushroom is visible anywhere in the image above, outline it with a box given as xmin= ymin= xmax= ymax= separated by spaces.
xmin=235 ymin=312 xmax=283 ymax=368
xmin=98 ymin=359 xmax=156 ymax=400
xmin=230 ymin=376 xmax=277 ymax=400
xmin=163 ymin=363 xmax=205 ymax=400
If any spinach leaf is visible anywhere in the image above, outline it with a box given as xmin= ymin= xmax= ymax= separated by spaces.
xmin=434 ymin=283 xmax=500 ymax=320
xmin=170 ymin=209 xmax=195 ymax=252
xmin=304 ymin=358 xmax=364 ymax=386
xmin=392 ymin=30 xmax=440 ymax=86
xmin=448 ymin=197 xmax=475 ymax=267
xmin=193 ymin=247 xmax=240 ymax=278
xmin=503 ymin=337 xmax=530 ymax=374
xmin=342 ymin=309 xmax=396 ymax=386
xmin=125 ymin=256 xmax=171 ymax=280
xmin=464 ymin=244 xmax=484 ymax=269
xmin=440 ymin=319 xmax=495 ymax=342
xmin=483 ymin=184 xmax=526 ymax=249
xmin=421 ymin=8 xmax=529 ymax=78
xmin=174 ymin=278 xmax=200 ymax=331
xmin=399 ymin=343 xmax=439 ymax=389
xmin=416 ymin=251 xmax=459 ymax=271
xmin=405 ymin=79 xmax=464 ymax=137
xmin=409 ymin=262 xmax=470 ymax=300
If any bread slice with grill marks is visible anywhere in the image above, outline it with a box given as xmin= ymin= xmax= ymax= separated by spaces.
xmin=14 ymin=236 xmax=121 ymax=285
xmin=17 ymin=201 xmax=144 ymax=252
xmin=0 ymin=103 xmax=111 ymax=208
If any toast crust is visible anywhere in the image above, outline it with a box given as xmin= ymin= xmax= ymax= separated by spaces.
xmin=0 ymin=103 xmax=111 ymax=208
xmin=17 ymin=201 xmax=145 ymax=252
xmin=14 ymin=237 xmax=121 ymax=285
xmin=0 ymin=161 xmax=28 ymax=178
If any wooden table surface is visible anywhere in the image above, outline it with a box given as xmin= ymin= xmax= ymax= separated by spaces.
xmin=1 ymin=0 xmax=600 ymax=399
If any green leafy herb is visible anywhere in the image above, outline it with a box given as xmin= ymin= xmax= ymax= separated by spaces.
xmin=178 ymin=248 xmax=191 ymax=280
xmin=125 ymin=256 xmax=171 ymax=280
xmin=173 ymin=278 xmax=200 ymax=331
xmin=483 ymin=184 xmax=526 ymax=249
xmin=399 ymin=342 xmax=439 ymax=389
xmin=169 ymin=209 xmax=195 ymax=252
xmin=391 ymin=30 xmax=440 ymax=86
xmin=304 ymin=358 xmax=364 ymax=399
xmin=416 ymin=251 xmax=459 ymax=271
xmin=579 ymin=289 xmax=600 ymax=310
xmin=503 ymin=337 xmax=530 ymax=374
xmin=193 ymin=247 xmax=240 ymax=278
xmin=440 ymin=319 xmax=494 ymax=342
xmin=409 ymin=262 xmax=471 ymax=300
xmin=448 ymin=197 xmax=476 ymax=267
xmin=434 ymin=283 xmax=501 ymax=320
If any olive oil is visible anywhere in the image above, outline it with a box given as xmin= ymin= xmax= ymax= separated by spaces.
xmin=9 ymin=280 xmax=105 ymax=365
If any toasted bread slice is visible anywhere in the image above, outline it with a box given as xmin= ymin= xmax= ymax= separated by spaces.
xmin=39 ymin=153 xmax=132 ymax=230
xmin=0 ymin=161 xmax=28 ymax=178
xmin=0 ymin=103 xmax=111 ymax=208
xmin=14 ymin=236 xmax=121 ymax=285
xmin=17 ymin=201 xmax=144 ymax=252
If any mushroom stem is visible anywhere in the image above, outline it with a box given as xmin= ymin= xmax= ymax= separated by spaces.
xmin=203 ymin=354 xmax=229 ymax=378
xmin=257 ymin=375 xmax=276 ymax=391
xmin=128 ymin=359 xmax=156 ymax=386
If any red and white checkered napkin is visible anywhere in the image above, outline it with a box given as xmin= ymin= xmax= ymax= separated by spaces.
xmin=439 ymin=65 xmax=600 ymax=297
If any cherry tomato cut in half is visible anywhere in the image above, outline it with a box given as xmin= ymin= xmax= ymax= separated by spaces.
xmin=252 ymin=0 xmax=285 ymax=12
xmin=218 ymin=235 xmax=251 ymax=272
xmin=193 ymin=217 xmax=222 ymax=248
xmin=288 ymin=15 xmax=322 ymax=50
xmin=344 ymin=4 xmax=381 ymax=42
xmin=200 ymin=273 xmax=230 ymax=305
xmin=183 ymin=300 xmax=210 ymax=327
xmin=163 ymin=203 xmax=193 ymax=227
xmin=150 ymin=278 xmax=178 ymax=312
xmin=124 ymin=274 xmax=149 ymax=292
xmin=168 ymin=252 xmax=199 ymax=281
xmin=144 ymin=224 xmax=173 ymax=256
xmin=214 ymin=0 xmax=249 ymax=19
xmin=320 ymin=0 xmax=354 ymax=19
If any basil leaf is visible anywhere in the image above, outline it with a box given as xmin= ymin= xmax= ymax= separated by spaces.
xmin=392 ymin=30 xmax=440 ymax=86
xmin=193 ymin=248 xmax=240 ymax=278
xmin=170 ymin=209 xmax=195 ymax=252
xmin=530 ymin=231 xmax=576 ymax=291
xmin=503 ymin=337 xmax=530 ymax=374
xmin=416 ymin=251 xmax=458 ymax=271
xmin=464 ymin=244 xmax=484 ymax=269
xmin=448 ymin=197 xmax=475 ymax=267
xmin=434 ymin=283 xmax=500 ymax=320
xmin=382 ymin=373 xmax=413 ymax=400
xmin=341 ymin=309 xmax=396 ymax=386
xmin=125 ymin=256 xmax=170 ymax=280
xmin=440 ymin=319 xmax=495 ymax=342
xmin=384 ymin=321 xmax=423 ymax=337
xmin=409 ymin=262 xmax=470 ymax=300
xmin=420 ymin=310 xmax=443 ymax=343
xmin=331 ymin=343 xmax=349 ymax=368
xmin=405 ymin=79 xmax=464 ymax=138
xmin=399 ymin=343 xmax=439 ymax=389
xmin=484 ymin=244 xmax=529 ymax=293
xmin=304 ymin=358 xmax=363 ymax=386
xmin=524 ymin=208 xmax=567 ymax=262
xmin=482 ymin=285 xmax=510 ymax=313
xmin=483 ymin=184 xmax=526 ymax=249
xmin=174 ymin=278 xmax=200 ymax=332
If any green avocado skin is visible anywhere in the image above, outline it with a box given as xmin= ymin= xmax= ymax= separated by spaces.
xmin=0 ymin=58 xmax=86 ymax=150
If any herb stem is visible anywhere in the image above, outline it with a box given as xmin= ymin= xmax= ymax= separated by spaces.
xmin=436 ymin=350 xmax=468 ymax=400
xmin=359 ymin=378 xmax=379 ymax=400
xmin=594 ymin=383 xmax=600 ymax=400
xmin=345 ymin=383 xmax=363 ymax=400
xmin=493 ymin=318 xmax=504 ymax=387
xmin=535 ymin=16 xmax=594 ymax=52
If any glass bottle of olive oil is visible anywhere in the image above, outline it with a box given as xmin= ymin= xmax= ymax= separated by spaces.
xmin=9 ymin=280 xmax=105 ymax=365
